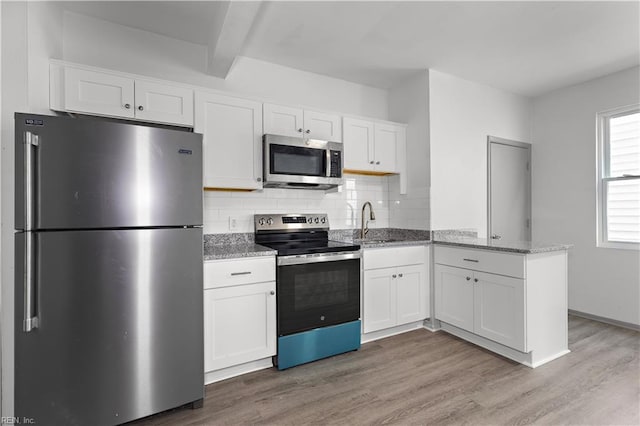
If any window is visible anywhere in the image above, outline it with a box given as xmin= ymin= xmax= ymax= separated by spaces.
xmin=597 ymin=105 xmax=640 ymax=248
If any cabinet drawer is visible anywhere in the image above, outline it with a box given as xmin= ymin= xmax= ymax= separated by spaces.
xmin=434 ymin=246 xmax=524 ymax=279
xmin=204 ymin=257 xmax=275 ymax=289
xmin=364 ymin=245 xmax=426 ymax=270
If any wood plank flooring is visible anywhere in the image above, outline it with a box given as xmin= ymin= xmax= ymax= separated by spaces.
xmin=130 ymin=316 xmax=639 ymax=425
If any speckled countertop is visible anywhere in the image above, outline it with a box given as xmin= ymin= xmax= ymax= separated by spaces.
xmin=204 ymin=243 xmax=276 ymax=261
xmin=202 ymin=229 xmax=570 ymax=259
xmin=433 ymin=235 xmax=572 ymax=254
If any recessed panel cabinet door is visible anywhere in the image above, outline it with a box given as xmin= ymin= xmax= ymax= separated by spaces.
xmin=263 ymin=103 xmax=304 ymax=138
xmin=473 ymin=271 xmax=526 ymax=351
xmin=304 ymin=110 xmax=342 ymax=142
xmin=204 ymin=282 xmax=276 ymax=372
xmin=134 ymin=80 xmax=194 ymax=126
xmin=195 ymin=92 xmax=263 ymax=189
xmin=374 ymin=123 xmax=402 ymax=173
xmin=363 ymin=268 xmax=397 ymax=333
xmin=343 ymin=117 xmax=375 ymax=171
xmin=396 ymin=264 xmax=427 ymax=325
xmin=64 ymin=67 xmax=135 ymax=119
xmin=434 ymin=264 xmax=474 ymax=332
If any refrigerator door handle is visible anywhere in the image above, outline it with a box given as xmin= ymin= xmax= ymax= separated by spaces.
xmin=24 ymin=132 xmax=39 ymax=231
xmin=24 ymin=131 xmax=39 ymax=332
xmin=23 ymin=232 xmax=39 ymax=332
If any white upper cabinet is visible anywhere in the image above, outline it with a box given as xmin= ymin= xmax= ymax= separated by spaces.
xmin=343 ymin=117 xmax=405 ymax=174
xmin=263 ymin=103 xmax=304 ymax=138
xmin=263 ymin=103 xmax=342 ymax=142
xmin=195 ymin=92 xmax=263 ymax=190
xmin=52 ymin=63 xmax=194 ymax=126
xmin=373 ymin=123 xmax=402 ymax=173
xmin=63 ymin=67 xmax=135 ymax=119
xmin=303 ymin=110 xmax=342 ymax=141
xmin=342 ymin=117 xmax=374 ymax=171
xmin=133 ymin=80 xmax=194 ymax=126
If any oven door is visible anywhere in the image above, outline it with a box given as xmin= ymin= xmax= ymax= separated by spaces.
xmin=277 ymin=252 xmax=360 ymax=336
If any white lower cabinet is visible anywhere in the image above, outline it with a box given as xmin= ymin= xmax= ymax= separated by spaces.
xmin=203 ymin=257 xmax=276 ymax=377
xmin=434 ymin=245 xmax=569 ymax=367
xmin=435 ymin=264 xmax=525 ymax=351
xmin=204 ymin=282 xmax=276 ymax=371
xmin=363 ymin=246 xmax=429 ymax=334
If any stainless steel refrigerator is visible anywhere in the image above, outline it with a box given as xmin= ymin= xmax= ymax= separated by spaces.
xmin=14 ymin=113 xmax=204 ymax=425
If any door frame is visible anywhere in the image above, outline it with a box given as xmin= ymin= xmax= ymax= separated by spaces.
xmin=487 ymin=135 xmax=532 ymax=241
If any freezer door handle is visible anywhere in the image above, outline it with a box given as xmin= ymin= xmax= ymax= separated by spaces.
xmin=24 ymin=132 xmax=39 ymax=231
xmin=23 ymin=232 xmax=39 ymax=332
xmin=23 ymin=131 xmax=39 ymax=332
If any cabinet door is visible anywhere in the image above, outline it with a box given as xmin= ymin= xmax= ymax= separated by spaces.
xmin=434 ymin=264 xmax=474 ymax=332
xmin=363 ymin=268 xmax=397 ymax=333
xmin=473 ymin=271 xmax=526 ymax=351
xmin=343 ymin=117 xmax=374 ymax=171
xmin=304 ymin=110 xmax=342 ymax=142
xmin=64 ymin=67 xmax=135 ymax=119
xmin=195 ymin=92 xmax=263 ymax=190
xmin=204 ymin=282 xmax=276 ymax=372
xmin=263 ymin=103 xmax=304 ymax=138
xmin=134 ymin=80 xmax=194 ymax=126
xmin=374 ymin=123 xmax=402 ymax=173
xmin=396 ymin=264 xmax=428 ymax=325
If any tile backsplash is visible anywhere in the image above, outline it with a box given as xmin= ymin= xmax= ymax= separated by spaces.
xmin=204 ymin=174 xmax=423 ymax=234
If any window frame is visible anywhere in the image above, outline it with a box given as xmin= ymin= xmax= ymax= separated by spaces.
xmin=596 ymin=104 xmax=640 ymax=250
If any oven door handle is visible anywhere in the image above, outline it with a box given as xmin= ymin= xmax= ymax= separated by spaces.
xmin=277 ymin=251 xmax=361 ymax=266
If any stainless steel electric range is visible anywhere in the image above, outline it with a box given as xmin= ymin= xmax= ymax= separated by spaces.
xmin=254 ymin=213 xmax=361 ymax=370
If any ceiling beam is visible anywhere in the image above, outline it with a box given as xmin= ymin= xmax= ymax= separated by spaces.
xmin=207 ymin=1 xmax=262 ymax=79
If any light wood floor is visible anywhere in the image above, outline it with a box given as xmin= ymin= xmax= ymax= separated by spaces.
xmin=131 ymin=316 xmax=639 ymax=425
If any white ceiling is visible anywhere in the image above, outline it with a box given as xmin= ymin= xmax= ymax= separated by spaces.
xmin=60 ymin=1 xmax=640 ymax=97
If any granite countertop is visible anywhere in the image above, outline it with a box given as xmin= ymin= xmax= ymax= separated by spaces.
xmin=433 ymin=235 xmax=572 ymax=254
xmin=204 ymin=243 xmax=276 ymax=261
xmin=354 ymin=238 xmax=432 ymax=248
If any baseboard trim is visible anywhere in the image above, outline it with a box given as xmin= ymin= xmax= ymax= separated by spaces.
xmin=569 ymin=310 xmax=640 ymax=331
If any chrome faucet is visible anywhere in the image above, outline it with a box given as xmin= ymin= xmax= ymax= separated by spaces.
xmin=360 ymin=201 xmax=376 ymax=239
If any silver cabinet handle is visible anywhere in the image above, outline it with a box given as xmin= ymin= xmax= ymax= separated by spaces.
xmin=270 ymin=290 xmax=275 ymax=295
xmin=491 ymin=234 xmax=501 ymax=240
xmin=256 ymin=177 xmax=262 ymax=182
xmin=124 ymin=103 xmax=131 ymax=109
xmin=474 ymin=278 xmax=479 ymax=283
xmin=23 ymin=132 xmax=39 ymax=332
xmin=305 ymin=129 xmax=311 ymax=134
xmin=463 ymin=258 xmax=479 ymax=263
xmin=398 ymin=273 xmax=403 ymax=278
xmin=376 ymin=161 xmax=380 ymax=165
xmin=297 ymin=128 xmax=303 ymax=133
xmin=466 ymin=276 xmax=471 ymax=281
xmin=392 ymin=274 xmax=397 ymax=278
xmin=369 ymin=161 xmax=374 ymax=164
xmin=137 ymin=105 xmax=144 ymax=111
xmin=230 ymin=271 xmax=252 ymax=276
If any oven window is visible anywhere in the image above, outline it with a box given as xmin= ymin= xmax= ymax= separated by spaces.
xmin=270 ymin=144 xmax=326 ymax=177
xmin=294 ymin=270 xmax=349 ymax=310
xmin=277 ymin=258 xmax=360 ymax=336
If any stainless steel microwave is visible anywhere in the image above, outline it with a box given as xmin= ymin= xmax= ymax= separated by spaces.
xmin=263 ymin=134 xmax=343 ymax=190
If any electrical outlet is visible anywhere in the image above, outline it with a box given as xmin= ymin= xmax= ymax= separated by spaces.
xmin=229 ymin=216 xmax=239 ymax=231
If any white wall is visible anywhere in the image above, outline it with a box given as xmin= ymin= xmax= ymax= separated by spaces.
xmin=388 ymin=71 xmax=430 ymax=230
xmin=532 ymin=66 xmax=640 ymax=326
xmin=429 ymin=70 xmax=532 ymax=236
xmin=61 ymin=11 xmax=388 ymax=120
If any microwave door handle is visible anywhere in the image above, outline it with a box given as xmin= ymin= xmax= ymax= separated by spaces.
xmin=326 ymin=148 xmax=331 ymax=178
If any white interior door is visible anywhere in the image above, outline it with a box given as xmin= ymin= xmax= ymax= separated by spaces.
xmin=488 ymin=136 xmax=531 ymax=241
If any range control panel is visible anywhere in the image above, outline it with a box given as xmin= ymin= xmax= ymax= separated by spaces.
xmin=254 ymin=213 xmax=329 ymax=231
